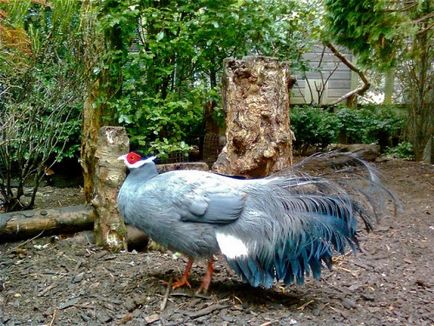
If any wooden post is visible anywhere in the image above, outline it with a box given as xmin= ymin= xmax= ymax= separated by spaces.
xmin=92 ymin=126 xmax=129 ymax=251
xmin=212 ymin=56 xmax=293 ymax=177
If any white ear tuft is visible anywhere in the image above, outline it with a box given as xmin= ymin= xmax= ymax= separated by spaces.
xmin=143 ymin=156 xmax=157 ymax=163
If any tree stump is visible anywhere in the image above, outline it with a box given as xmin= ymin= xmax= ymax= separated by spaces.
xmin=92 ymin=126 xmax=129 ymax=251
xmin=212 ymin=56 xmax=294 ymax=177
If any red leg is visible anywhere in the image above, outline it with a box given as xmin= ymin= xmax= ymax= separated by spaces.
xmin=196 ymin=259 xmax=214 ymax=294
xmin=172 ymin=258 xmax=193 ymax=289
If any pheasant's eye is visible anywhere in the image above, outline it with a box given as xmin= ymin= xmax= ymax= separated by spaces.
xmin=126 ymin=152 xmax=142 ymax=164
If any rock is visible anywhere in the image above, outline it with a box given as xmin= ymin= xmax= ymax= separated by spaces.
xmin=361 ymin=293 xmax=375 ymax=301
xmin=341 ymin=298 xmax=357 ymax=309
xmin=72 ymin=272 xmax=85 ymax=284
xmin=96 ymin=310 xmax=113 ymax=323
xmin=145 ymin=314 xmax=160 ymax=324
xmin=326 ymin=143 xmax=381 ymax=161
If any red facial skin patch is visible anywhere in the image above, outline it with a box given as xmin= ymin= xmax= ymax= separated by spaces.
xmin=126 ymin=152 xmax=142 ymax=164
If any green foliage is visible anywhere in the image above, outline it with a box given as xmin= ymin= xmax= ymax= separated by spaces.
xmin=324 ymin=0 xmax=433 ymax=162
xmin=0 ymin=0 xmax=84 ymax=161
xmin=385 ymin=142 xmax=415 ymax=160
xmin=95 ymin=0 xmax=324 ymax=157
xmin=323 ymin=0 xmax=407 ymax=70
xmin=116 ymin=95 xmax=204 ymax=159
xmin=291 ymin=107 xmax=341 ymax=151
xmin=336 ymin=106 xmax=405 ymax=147
xmin=291 ymin=105 xmax=406 ymax=152
xmin=0 ymin=0 xmax=85 ymax=211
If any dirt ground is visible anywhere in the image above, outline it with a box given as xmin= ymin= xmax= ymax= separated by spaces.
xmin=1 ymin=159 xmax=433 ymax=325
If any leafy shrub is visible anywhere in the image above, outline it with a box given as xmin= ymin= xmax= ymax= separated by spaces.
xmin=336 ymin=106 xmax=405 ymax=147
xmin=0 ymin=1 xmax=85 ymax=211
xmin=96 ymin=0 xmax=325 ymax=159
xmin=291 ymin=105 xmax=406 ymax=153
xmin=115 ymin=94 xmax=204 ymax=160
xmin=291 ymin=106 xmax=341 ymax=152
xmin=385 ymin=142 xmax=415 ymax=160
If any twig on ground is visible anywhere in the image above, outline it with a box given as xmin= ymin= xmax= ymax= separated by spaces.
xmin=10 ymin=230 xmax=44 ymax=252
xmin=233 ymin=295 xmax=243 ymax=304
xmin=329 ymin=306 xmax=349 ymax=319
xmin=335 ymin=266 xmax=359 ymax=277
xmin=187 ymin=303 xmax=229 ymax=319
xmin=352 ymin=261 xmax=372 ymax=271
xmin=38 ymin=283 xmax=57 ymax=297
xmin=160 ymin=278 xmax=172 ymax=311
xmin=297 ymin=299 xmax=315 ymax=311
xmin=170 ymin=292 xmax=209 ymax=299
xmin=48 ymin=309 xmax=57 ymax=326
xmin=259 ymin=321 xmax=278 ymax=326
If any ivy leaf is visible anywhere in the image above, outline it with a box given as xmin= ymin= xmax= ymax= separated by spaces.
xmin=156 ymin=31 xmax=165 ymax=41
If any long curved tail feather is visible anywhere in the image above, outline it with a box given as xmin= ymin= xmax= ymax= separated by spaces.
xmin=220 ymin=152 xmax=400 ymax=288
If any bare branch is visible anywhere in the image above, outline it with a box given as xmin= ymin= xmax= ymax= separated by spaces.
xmin=324 ymin=42 xmax=370 ymax=105
xmin=417 ymin=22 xmax=434 ymax=35
xmin=413 ymin=12 xmax=434 ymax=24
xmin=383 ymin=2 xmax=418 ymax=12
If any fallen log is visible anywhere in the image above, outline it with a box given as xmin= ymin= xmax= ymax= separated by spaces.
xmin=0 ymin=162 xmax=209 ymax=244
xmin=157 ymin=162 xmax=209 ymax=173
xmin=0 ymin=205 xmax=149 ymax=249
xmin=0 ymin=205 xmax=95 ymax=243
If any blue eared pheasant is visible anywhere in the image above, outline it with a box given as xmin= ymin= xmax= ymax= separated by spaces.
xmin=117 ymin=151 xmax=396 ymax=293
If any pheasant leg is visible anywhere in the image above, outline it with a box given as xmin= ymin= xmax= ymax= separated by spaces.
xmin=172 ymin=258 xmax=193 ymax=289
xmin=196 ymin=259 xmax=214 ymax=294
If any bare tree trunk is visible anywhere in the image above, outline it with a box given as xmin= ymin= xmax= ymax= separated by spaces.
xmin=212 ymin=56 xmax=293 ymax=177
xmin=80 ymin=81 xmax=102 ymax=203
xmin=406 ymin=5 xmax=433 ymax=163
xmin=202 ymin=100 xmax=222 ymax=166
xmin=383 ymin=69 xmax=395 ymax=105
xmin=92 ymin=126 xmax=129 ymax=251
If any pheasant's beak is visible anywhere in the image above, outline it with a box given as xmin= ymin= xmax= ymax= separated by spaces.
xmin=117 ymin=154 xmax=127 ymax=161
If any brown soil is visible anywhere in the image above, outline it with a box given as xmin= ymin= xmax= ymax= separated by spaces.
xmin=1 ymin=159 xmax=433 ymax=325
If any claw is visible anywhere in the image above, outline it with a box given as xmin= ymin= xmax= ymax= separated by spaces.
xmin=173 ymin=276 xmax=192 ymax=289
xmin=171 ymin=258 xmax=193 ymax=290
xmin=195 ymin=259 xmax=214 ymax=294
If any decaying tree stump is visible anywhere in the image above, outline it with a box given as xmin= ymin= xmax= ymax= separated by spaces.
xmin=92 ymin=126 xmax=129 ymax=251
xmin=213 ymin=56 xmax=294 ymax=177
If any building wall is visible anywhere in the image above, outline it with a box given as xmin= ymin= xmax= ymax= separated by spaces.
xmin=291 ymin=46 xmax=354 ymax=105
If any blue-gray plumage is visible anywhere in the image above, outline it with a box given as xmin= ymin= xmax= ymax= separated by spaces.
xmin=117 ymin=151 xmax=397 ymax=292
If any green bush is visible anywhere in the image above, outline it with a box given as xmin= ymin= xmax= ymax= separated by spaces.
xmin=336 ymin=106 xmax=405 ymax=147
xmin=291 ymin=105 xmax=406 ymax=152
xmin=290 ymin=106 xmax=341 ymax=152
xmin=0 ymin=1 xmax=85 ymax=211
xmin=385 ymin=142 xmax=415 ymax=160
xmin=113 ymin=89 xmax=206 ymax=160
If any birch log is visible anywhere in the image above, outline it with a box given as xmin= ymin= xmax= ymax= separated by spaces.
xmin=92 ymin=126 xmax=129 ymax=251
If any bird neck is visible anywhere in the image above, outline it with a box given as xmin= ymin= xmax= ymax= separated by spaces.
xmin=129 ymin=162 xmax=158 ymax=181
